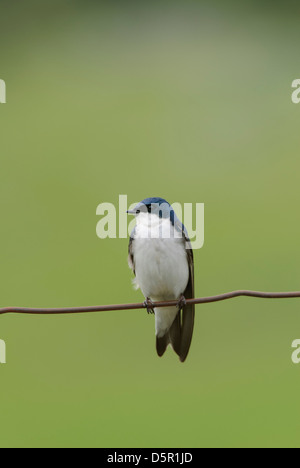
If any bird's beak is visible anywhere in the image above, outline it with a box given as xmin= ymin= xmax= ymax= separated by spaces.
xmin=127 ymin=209 xmax=136 ymax=215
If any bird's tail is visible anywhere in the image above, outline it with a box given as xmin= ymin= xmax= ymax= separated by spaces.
xmin=155 ymin=307 xmax=181 ymax=358
xmin=155 ymin=303 xmax=195 ymax=362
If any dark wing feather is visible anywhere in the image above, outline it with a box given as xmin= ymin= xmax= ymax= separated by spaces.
xmin=179 ymin=236 xmax=195 ymax=362
xmin=128 ymin=234 xmax=136 ymax=275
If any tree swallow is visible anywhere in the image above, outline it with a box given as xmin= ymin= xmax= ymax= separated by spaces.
xmin=128 ymin=197 xmax=195 ymax=362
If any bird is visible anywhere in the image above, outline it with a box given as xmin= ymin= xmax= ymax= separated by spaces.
xmin=128 ymin=197 xmax=195 ymax=362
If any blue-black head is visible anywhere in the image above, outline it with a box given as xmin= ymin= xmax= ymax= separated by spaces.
xmin=127 ymin=197 xmax=174 ymax=220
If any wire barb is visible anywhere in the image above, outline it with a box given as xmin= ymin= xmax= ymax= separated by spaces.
xmin=0 ymin=290 xmax=300 ymax=315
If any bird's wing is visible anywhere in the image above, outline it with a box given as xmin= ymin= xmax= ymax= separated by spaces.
xmin=128 ymin=231 xmax=136 ymax=275
xmin=179 ymin=235 xmax=195 ymax=362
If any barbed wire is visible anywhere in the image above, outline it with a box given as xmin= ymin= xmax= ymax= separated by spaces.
xmin=0 ymin=290 xmax=300 ymax=315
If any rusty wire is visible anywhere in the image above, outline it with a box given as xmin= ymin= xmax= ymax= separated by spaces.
xmin=0 ymin=290 xmax=300 ymax=315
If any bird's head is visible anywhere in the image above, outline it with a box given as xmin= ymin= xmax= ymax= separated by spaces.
xmin=127 ymin=197 xmax=175 ymax=222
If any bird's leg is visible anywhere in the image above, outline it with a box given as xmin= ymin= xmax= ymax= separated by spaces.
xmin=144 ymin=297 xmax=155 ymax=314
xmin=177 ymin=294 xmax=186 ymax=311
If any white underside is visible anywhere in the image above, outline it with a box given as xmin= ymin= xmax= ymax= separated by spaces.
xmin=131 ymin=213 xmax=189 ymax=337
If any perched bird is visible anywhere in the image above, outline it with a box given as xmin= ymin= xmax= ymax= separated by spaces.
xmin=128 ymin=197 xmax=195 ymax=362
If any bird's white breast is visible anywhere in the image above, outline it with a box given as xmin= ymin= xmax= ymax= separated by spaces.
xmin=132 ymin=213 xmax=189 ymax=301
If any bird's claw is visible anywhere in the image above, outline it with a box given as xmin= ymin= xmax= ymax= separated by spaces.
xmin=177 ymin=294 xmax=186 ymax=310
xmin=144 ymin=297 xmax=155 ymax=314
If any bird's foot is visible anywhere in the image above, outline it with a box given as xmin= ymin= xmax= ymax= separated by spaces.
xmin=144 ymin=297 xmax=155 ymax=314
xmin=177 ymin=294 xmax=186 ymax=311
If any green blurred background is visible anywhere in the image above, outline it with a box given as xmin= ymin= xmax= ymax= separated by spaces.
xmin=1 ymin=0 xmax=300 ymax=448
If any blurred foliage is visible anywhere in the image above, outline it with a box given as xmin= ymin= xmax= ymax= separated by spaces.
xmin=0 ymin=1 xmax=300 ymax=448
